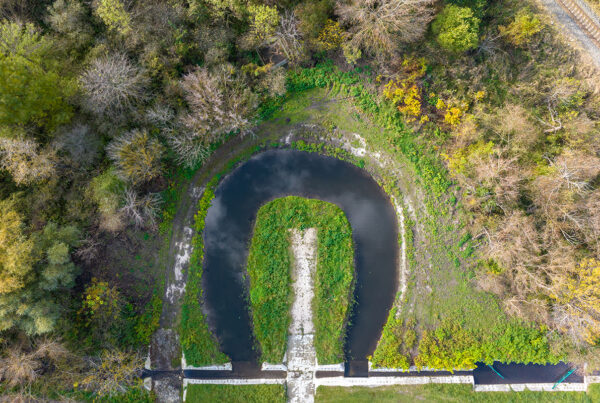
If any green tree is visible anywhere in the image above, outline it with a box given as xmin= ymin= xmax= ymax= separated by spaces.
xmin=241 ymin=4 xmax=279 ymax=49
xmin=432 ymin=5 xmax=480 ymax=53
xmin=89 ymin=168 xmax=125 ymax=232
xmin=0 ymin=21 xmax=74 ymax=130
xmin=499 ymin=8 xmax=543 ymax=46
xmin=94 ymin=0 xmax=132 ymax=36
xmin=0 ymin=197 xmax=81 ymax=335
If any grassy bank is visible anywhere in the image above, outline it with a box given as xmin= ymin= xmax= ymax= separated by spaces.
xmin=269 ymin=63 xmax=561 ymax=369
xmin=186 ymin=384 xmax=286 ymax=403
xmin=247 ymin=196 xmax=354 ymax=364
xmin=316 ymin=384 xmax=600 ymax=403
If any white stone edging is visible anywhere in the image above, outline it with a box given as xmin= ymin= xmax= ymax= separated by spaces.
xmin=262 ymin=362 xmax=288 ymax=371
xmin=181 ymin=352 xmax=232 ymax=371
xmin=474 ymin=383 xmax=586 ymax=392
xmin=315 ymin=363 xmax=345 ymax=372
xmin=315 ymin=375 xmax=474 ymax=387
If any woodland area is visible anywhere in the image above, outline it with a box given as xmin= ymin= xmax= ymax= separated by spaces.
xmin=1 ymin=0 xmax=600 ymax=400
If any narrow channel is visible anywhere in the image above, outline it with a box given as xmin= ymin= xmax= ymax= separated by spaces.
xmin=202 ymin=149 xmax=398 ymax=364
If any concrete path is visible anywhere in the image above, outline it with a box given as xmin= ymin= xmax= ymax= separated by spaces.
xmin=286 ymin=228 xmax=318 ymax=403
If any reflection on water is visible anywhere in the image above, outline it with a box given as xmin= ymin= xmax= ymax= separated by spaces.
xmin=202 ymin=149 xmax=398 ymax=363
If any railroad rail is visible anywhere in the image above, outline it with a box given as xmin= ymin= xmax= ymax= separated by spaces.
xmin=556 ymin=0 xmax=600 ymax=45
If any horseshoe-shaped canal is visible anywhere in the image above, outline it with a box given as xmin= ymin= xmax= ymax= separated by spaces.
xmin=202 ymin=149 xmax=398 ymax=364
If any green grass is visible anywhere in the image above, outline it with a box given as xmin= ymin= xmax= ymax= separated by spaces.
xmin=247 ymin=196 xmax=354 ymax=364
xmin=185 ymin=384 xmax=286 ymax=403
xmin=316 ymin=384 xmax=600 ymax=403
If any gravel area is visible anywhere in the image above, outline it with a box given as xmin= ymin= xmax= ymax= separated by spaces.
xmin=538 ymin=0 xmax=600 ymax=68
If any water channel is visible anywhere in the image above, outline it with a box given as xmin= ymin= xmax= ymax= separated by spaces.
xmin=202 ymin=149 xmax=398 ymax=364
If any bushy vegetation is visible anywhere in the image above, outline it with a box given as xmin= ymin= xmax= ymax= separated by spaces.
xmin=247 ymin=196 xmax=354 ymax=364
xmin=186 ymin=384 xmax=286 ymax=403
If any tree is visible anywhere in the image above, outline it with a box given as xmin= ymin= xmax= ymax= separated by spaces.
xmin=46 ymin=0 xmax=94 ymax=49
xmin=499 ymin=8 xmax=543 ymax=46
xmin=106 ymin=129 xmax=164 ymax=185
xmin=89 ymin=168 xmax=125 ymax=232
xmin=295 ymin=0 xmax=332 ymax=48
xmin=553 ymin=258 xmax=600 ymax=344
xmin=432 ymin=5 xmax=480 ymax=53
xmin=272 ymin=11 xmax=306 ymax=63
xmin=0 ymin=21 xmax=74 ymax=129
xmin=173 ymin=66 xmax=257 ymax=168
xmin=336 ymin=0 xmax=436 ymax=58
xmin=93 ymin=0 xmax=132 ymax=36
xmin=0 ymin=197 xmax=81 ymax=335
xmin=80 ymin=53 xmax=147 ymax=119
xmin=80 ymin=349 xmax=142 ymax=397
xmin=0 ymin=136 xmax=56 ymax=186
xmin=240 ymin=4 xmax=279 ymax=49
xmin=120 ymin=188 xmax=161 ymax=229
xmin=0 ymin=197 xmax=34 ymax=296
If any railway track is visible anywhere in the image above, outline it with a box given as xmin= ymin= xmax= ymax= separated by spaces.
xmin=556 ymin=0 xmax=600 ymax=45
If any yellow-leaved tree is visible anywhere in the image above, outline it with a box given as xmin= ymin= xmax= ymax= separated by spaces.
xmin=0 ymin=198 xmax=34 ymax=295
xmin=553 ymin=258 xmax=600 ymax=344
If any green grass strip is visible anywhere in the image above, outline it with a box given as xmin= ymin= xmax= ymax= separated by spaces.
xmin=247 ymin=196 xmax=355 ymax=364
xmin=186 ymin=384 xmax=286 ymax=403
xmin=316 ymin=384 xmax=600 ymax=403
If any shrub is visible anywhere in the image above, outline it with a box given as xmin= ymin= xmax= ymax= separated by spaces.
xmin=499 ymin=8 xmax=543 ymax=46
xmin=432 ymin=5 xmax=480 ymax=53
xmin=89 ymin=168 xmax=125 ymax=232
xmin=107 ymin=129 xmax=164 ymax=185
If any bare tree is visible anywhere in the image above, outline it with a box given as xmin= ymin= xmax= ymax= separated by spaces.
xmin=120 ymin=188 xmax=161 ymax=229
xmin=471 ymin=149 xmax=520 ymax=212
xmin=486 ymin=211 xmax=547 ymax=297
xmin=336 ymin=0 xmax=436 ymax=58
xmin=272 ymin=11 xmax=305 ymax=63
xmin=165 ymin=128 xmax=211 ymax=169
xmin=533 ymin=151 xmax=600 ymax=245
xmin=80 ymin=53 xmax=148 ymax=118
xmin=52 ymin=123 xmax=101 ymax=169
xmin=175 ymin=66 xmax=257 ymax=168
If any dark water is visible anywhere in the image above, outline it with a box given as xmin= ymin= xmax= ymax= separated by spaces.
xmin=202 ymin=149 xmax=398 ymax=363
xmin=473 ymin=362 xmax=583 ymax=384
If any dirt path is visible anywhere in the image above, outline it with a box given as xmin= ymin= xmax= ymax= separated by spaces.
xmin=539 ymin=0 xmax=600 ymax=68
xmin=286 ymin=228 xmax=318 ymax=403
